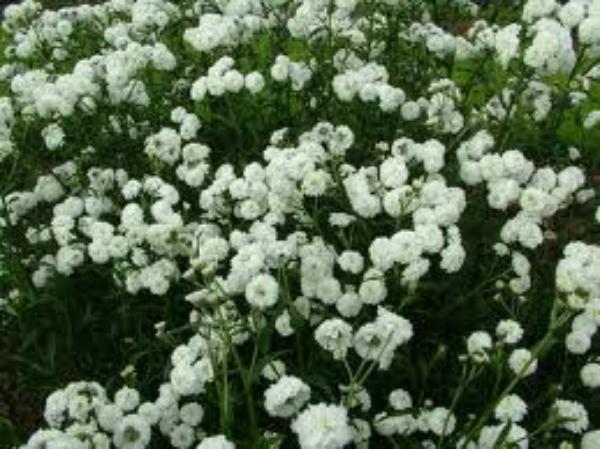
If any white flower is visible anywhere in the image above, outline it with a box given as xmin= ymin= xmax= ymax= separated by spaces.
xmin=487 ymin=179 xmax=521 ymax=210
xmin=511 ymin=252 xmax=531 ymax=277
xmin=329 ymin=213 xmax=356 ymax=228
xmin=582 ymin=430 xmax=600 ymax=449
xmin=379 ymin=156 xmax=409 ymax=189
xmin=566 ymin=331 xmax=592 ymax=355
xmin=170 ymin=364 xmax=204 ymax=396
xmin=580 ymin=363 xmax=600 ymax=389
xmin=42 ymin=123 xmax=65 ymax=150
xmin=223 ymin=70 xmax=244 ymax=93
xmin=336 ymin=290 xmax=362 ymax=318
xmin=179 ymin=402 xmax=204 ymax=426
xmin=478 ymin=423 xmax=528 ymax=449
xmin=579 ymin=17 xmax=600 ymax=45
xmin=145 ymin=128 xmax=182 ymax=165
xmin=558 ymin=166 xmax=585 ymax=193
xmin=495 ymin=394 xmax=527 ymax=423
xmin=114 ymin=387 xmax=140 ymax=412
xmin=425 ymin=407 xmax=456 ymax=436
xmin=353 ymin=321 xmax=389 ymax=367
xmin=415 ymin=224 xmax=444 ymax=254
xmin=316 ymin=277 xmax=342 ymax=304
xmin=369 ymin=237 xmax=396 ymax=272
xmin=553 ymin=399 xmax=589 ymax=433
xmin=467 ymin=331 xmax=493 ymax=363
xmin=56 ymin=246 xmax=85 ymax=275
xmin=245 ymin=273 xmax=279 ymax=309
xmin=374 ymin=412 xmax=417 ymax=437
xmin=337 ymin=251 xmax=364 ymax=274
xmin=558 ymin=2 xmax=585 ymax=28
xmin=67 ymin=393 xmax=90 ymax=421
xmin=171 ymin=107 xmax=187 ymax=123
xmin=572 ymin=313 xmax=598 ymax=335
xmin=495 ymin=24 xmax=521 ymax=68
xmin=170 ymin=423 xmax=195 ymax=449
xmin=261 ymin=360 xmax=286 ymax=381
xmin=35 ymin=175 xmax=64 ymax=203
xmin=191 ymin=77 xmax=207 ymax=101
xmin=315 ymin=318 xmax=353 ymax=360
xmin=264 ymin=375 xmax=311 ymax=418
xmin=44 ymin=390 xmax=68 ymax=428
xmin=419 ymin=140 xmax=446 ymax=173
xmin=151 ymin=43 xmax=177 ymax=71
xmin=508 ymin=348 xmax=537 ymax=377
xmin=332 ymin=74 xmax=356 ymax=102
xmin=340 ymin=384 xmax=371 ymax=412
xmin=522 ymin=0 xmax=558 ymax=22
xmin=556 ymin=242 xmax=600 ymax=298
xmin=496 ymin=319 xmax=524 ymax=344
xmin=401 ymin=101 xmax=421 ymax=121
xmin=113 ymin=415 xmax=151 ymax=449
xmin=275 ymin=310 xmax=294 ymax=336
xmin=524 ymin=19 xmax=575 ymax=75
xmin=440 ymin=242 xmax=465 ymax=273
xmin=358 ymin=268 xmax=387 ymax=305
xmin=138 ymin=403 xmax=160 ymax=425
xmin=353 ymin=307 xmax=413 ymax=369
xmin=98 ymin=404 xmax=123 ymax=432
xmin=378 ymin=86 xmax=405 ymax=112
xmin=180 ymin=114 xmax=201 ymax=140
xmin=389 ymin=389 xmax=413 ymax=411
xmin=351 ymin=418 xmax=371 ymax=443
xmin=343 ymin=170 xmax=381 ymax=218
xmin=197 ymin=435 xmax=235 ymax=449
xmin=291 ymin=403 xmax=353 ymax=449
xmin=271 ymin=60 xmax=289 ymax=82
xmin=245 ymin=72 xmax=265 ymax=94
xmin=92 ymin=433 xmax=111 ymax=449
xmin=27 ymin=431 xmax=87 ymax=449
xmin=302 ymin=170 xmax=331 ymax=197
xmin=583 ymin=111 xmax=600 ymax=129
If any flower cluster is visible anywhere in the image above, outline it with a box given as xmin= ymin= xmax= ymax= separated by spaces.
xmin=0 ymin=0 xmax=599 ymax=449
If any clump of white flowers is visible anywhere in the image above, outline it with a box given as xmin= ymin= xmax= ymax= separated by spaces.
xmin=2 ymin=0 xmax=599 ymax=449
xmin=291 ymin=403 xmax=354 ymax=449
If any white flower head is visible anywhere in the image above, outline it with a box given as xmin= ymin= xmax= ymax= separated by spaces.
xmin=197 ymin=435 xmax=235 ymax=449
xmin=264 ymin=375 xmax=311 ymax=418
xmin=467 ymin=331 xmax=493 ymax=363
xmin=495 ymin=394 xmax=528 ymax=423
xmin=291 ymin=403 xmax=353 ymax=449
xmin=496 ymin=320 xmax=524 ymax=345
xmin=581 ymin=363 xmax=600 ymax=389
xmin=245 ymin=273 xmax=279 ymax=309
xmin=553 ymin=399 xmax=589 ymax=433
xmin=315 ymin=318 xmax=353 ymax=360
xmin=113 ymin=415 xmax=151 ymax=449
xmin=508 ymin=348 xmax=537 ymax=377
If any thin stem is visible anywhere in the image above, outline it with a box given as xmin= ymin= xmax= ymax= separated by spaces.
xmin=459 ymin=305 xmax=573 ymax=448
xmin=230 ymin=343 xmax=260 ymax=447
xmin=436 ymin=364 xmax=479 ymax=449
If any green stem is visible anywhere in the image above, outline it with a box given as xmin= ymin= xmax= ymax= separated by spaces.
xmin=222 ymin=350 xmax=231 ymax=436
xmin=459 ymin=306 xmax=572 ymax=448
xmin=436 ymin=364 xmax=479 ymax=449
xmin=230 ymin=343 xmax=260 ymax=447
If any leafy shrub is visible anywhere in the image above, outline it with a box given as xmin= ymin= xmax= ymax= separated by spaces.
xmin=0 ymin=0 xmax=599 ymax=448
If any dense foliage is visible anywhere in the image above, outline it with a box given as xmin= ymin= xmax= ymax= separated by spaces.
xmin=0 ymin=0 xmax=599 ymax=448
